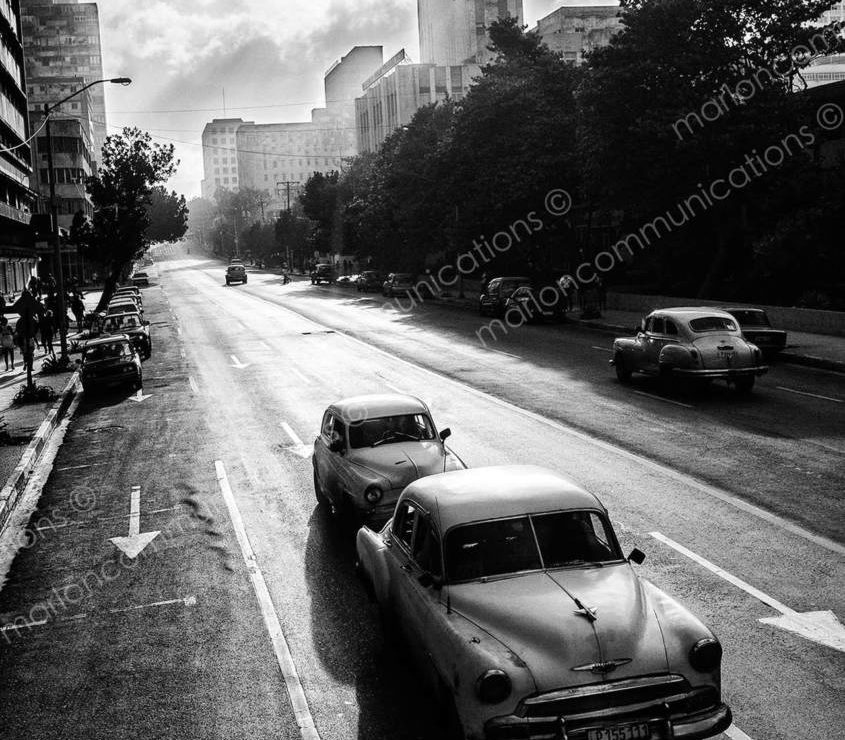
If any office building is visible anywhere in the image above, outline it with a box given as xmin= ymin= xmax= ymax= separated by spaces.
xmin=534 ymin=4 xmax=622 ymax=65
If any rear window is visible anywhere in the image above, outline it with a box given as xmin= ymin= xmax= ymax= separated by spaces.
xmin=689 ymin=316 xmax=738 ymax=333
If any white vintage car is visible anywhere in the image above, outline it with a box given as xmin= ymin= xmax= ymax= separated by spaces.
xmin=356 ymin=465 xmax=732 ymax=740
xmin=611 ymin=307 xmax=768 ymax=392
xmin=312 ymin=394 xmax=466 ymax=524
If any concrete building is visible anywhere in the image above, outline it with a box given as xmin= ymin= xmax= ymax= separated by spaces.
xmin=0 ymin=0 xmax=38 ymax=295
xmin=20 ymin=0 xmax=107 ymax=162
xmin=418 ymin=0 xmax=523 ymax=65
xmin=803 ymin=54 xmax=845 ymax=88
xmin=534 ymin=4 xmax=622 ymax=65
xmin=200 ymin=118 xmax=243 ymax=199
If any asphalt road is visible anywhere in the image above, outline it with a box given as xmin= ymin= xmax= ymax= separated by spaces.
xmin=0 ymin=253 xmax=841 ymax=740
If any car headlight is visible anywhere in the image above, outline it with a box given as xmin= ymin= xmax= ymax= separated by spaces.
xmin=364 ymin=486 xmax=383 ymax=504
xmin=689 ymin=637 xmax=722 ymax=672
xmin=476 ymin=669 xmax=511 ymax=704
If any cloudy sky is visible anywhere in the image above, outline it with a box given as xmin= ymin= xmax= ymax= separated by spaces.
xmin=95 ymin=1 xmax=615 ymax=199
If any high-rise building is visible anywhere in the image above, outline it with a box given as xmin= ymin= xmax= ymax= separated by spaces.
xmin=0 ymin=0 xmax=38 ymax=294
xmin=418 ymin=0 xmax=524 ymax=65
xmin=534 ymin=4 xmax=622 ymax=65
xmin=20 ymin=1 xmax=107 ymax=161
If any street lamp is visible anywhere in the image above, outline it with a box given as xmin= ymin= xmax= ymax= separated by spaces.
xmin=43 ymin=76 xmax=131 ymax=360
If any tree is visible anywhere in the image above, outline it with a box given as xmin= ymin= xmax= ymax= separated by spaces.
xmin=145 ymin=186 xmax=188 ymax=243
xmin=72 ymin=127 xmax=180 ymax=309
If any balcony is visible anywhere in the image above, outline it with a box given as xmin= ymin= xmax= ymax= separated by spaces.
xmin=0 ymin=200 xmax=31 ymax=225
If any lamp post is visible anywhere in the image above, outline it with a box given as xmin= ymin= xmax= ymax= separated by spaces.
xmin=43 ymin=76 xmax=131 ymax=360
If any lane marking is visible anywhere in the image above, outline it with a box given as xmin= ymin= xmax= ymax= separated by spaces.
xmin=188 ymin=376 xmax=199 ymax=394
xmin=108 ymin=596 xmax=197 ymax=614
xmin=383 ymin=381 xmax=406 ymax=394
xmin=34 ymin=506 xmax=183 ymax=531
xmin=725 ymin=726 xmax=756 ymax=740
xmin=177 ymin=326 xmax=182 ymax=336
xmin=214 ymin=461 xmax=320 ymax=740
xmin=632 ymin=390 xmax=695 ymax=409
xmin=215 ymin=282 xmax=845 ymax=556
xmin=230 ymin=354 xmax=250 ymax=369
xmin=592 ymin=346 xmax=613 ymax=352
xmin=258 ymin=341 xmax=271 ymax=350
xmin=56 ymin=462 xmax=109 ymax=471
xmin=488 ymin=347 xmax=521 ymax=359
xmin=776 ymin=386 xmax=843 ymax=404
xmin=289 ymin=366 xmax=311 ymax=385
xmin=280 ymin=422 xmax=305 ymax=448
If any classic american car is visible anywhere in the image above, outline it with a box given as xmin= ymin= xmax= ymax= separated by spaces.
xmin=312 ymin=394 xmax=466 ymax=524
xmin=723 ymin=308 xmax=787 ymax=358
xmin=101 ymin=311 xmax=151 ymax=360
xmin=356 ymin=270 xmax=384 ymax=293
xmin=310 ymin=263 xmax=335 ymax=285
xmin=611 ymin=307 xmax=768 ymax=393
xmin=479 ymin=276 xmax=532 ymax=317
xmin=382 ymin=272 xmax=417 ymax=298
xmin=503 ymin=285 xmax=562 ymax=324
xmin=356 ymin=465 xmax=732 ymax=740
xmin=79 ymin=335 xmax=143 ymax=394
xmin=130 ymin=271 xmax=150 ymax=287
xmin=226 ymin=263 xmax=248 ymax=285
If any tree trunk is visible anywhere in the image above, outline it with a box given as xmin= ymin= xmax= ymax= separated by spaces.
xmin=95 ymin=264 xmax=124 ymax=312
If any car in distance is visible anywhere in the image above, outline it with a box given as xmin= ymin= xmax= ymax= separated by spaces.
xmin=356 ymin=465 xmax=731 ymax=740
xmin=130 ymin=271 xmax=150 ymax=287
xmin=312 ymin=394 xmax=466 ymax=525
xmin=311 ymin=263 xmax=335 ymax=285
xmin=723 ymin=308 xmax=787 ymax=358
xmin=356 ymin=271 xmax=383 ymax=293
xmin=225 ymin=263 xmax=248 ymax=285
xmin=80 ymin=335 xmax=143 ymax=394
xmin=382 ymin=272 xmax=417 ymax=298
xmin=102 ymin=312 xmax=151 ymax=360
xmin=611 ymin=307 xmax=768 ymax=393
xmin=479 ymin=276 xmax=532 ymax=317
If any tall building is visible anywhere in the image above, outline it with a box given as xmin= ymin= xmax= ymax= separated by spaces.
xmin=0 ymin=0 xmax=38 ymax=294
xmin=20 ymin=1 xmax=107 ymax=161
xmin=534 ymin=4 xmax=622 ymax=65
xmin=418 ymin=0 xmax=523 ymax=65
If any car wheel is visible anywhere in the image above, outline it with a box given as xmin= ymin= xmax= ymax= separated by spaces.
xmin=734 ymin=376 xmax=755 ymax=394
xmin=313 ymin=469 xmax=330 ymax=507
xmin=225 ymin=280 xmax=230 ymax=285
xmin=614 ymin=352 xmax=633 ymax=383
xmin=243 ymin=278 xmax=248 ymax=284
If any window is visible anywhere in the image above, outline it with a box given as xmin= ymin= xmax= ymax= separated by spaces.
xmin=347 ymin=414 xmax=435 ymax=449
xmin=689 ymin=316 xmax=738 ymax=333
xmin=445 ymin=517 xmax=540 ymax=582
xmin=531 ymin=511 xmax=618 ymax=567
xmin=648 ymin=316 xmax=665 ymax=334
xmin=392 ymin=502 xmax=417 ymax=549
xmin=413 ymin=515 xmax=442 ymax=577
xmin=665 ymin=320 xmax=678 ymax=336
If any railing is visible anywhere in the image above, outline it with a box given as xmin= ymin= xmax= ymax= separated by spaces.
xmin=0 ymin=200 xmax=30 ymax=225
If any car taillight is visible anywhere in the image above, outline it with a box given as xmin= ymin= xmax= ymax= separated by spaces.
xmin=476 ymin=670 xmax=511 ymax=704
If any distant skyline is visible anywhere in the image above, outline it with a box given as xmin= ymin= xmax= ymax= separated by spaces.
xmin=94 ymin=1 xmax=619 ymax=198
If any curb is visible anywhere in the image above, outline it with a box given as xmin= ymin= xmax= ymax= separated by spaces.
xmin=778 ymin=352 xmax=845 ymax=373
xmin=0 ymin=372 xmax=80 ymax=535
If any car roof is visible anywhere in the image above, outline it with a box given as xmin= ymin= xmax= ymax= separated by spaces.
xmin=105 ymin=311 xmax=141 ymax=320
xmin=85 ymin=334 xmax=131 ymax=347
xmin=722 ymin=307 xmax=766 ymax=314
xmin=492 ymin=276 xmax=531 ymax=282
xmin=328 ymin=393 xmax=429 ymax=421
xmin=402 ymin=465 xmax=604 ymax=532
xmin=132 ymin=271 xmax=148 ymax=277
xmin=651 ymin=307 xmax=736 ymax=321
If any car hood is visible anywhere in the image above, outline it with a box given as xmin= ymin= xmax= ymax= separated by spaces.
xmin=347 ymin=441 xmax=446 ymax=489
xmin=450 ymin=566 xmax=669 ymax=692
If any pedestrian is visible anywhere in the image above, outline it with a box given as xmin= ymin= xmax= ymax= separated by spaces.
xmin=71 ymin=292 xmax=85 ymax=330
xmin=40 ymin=310 xmax=55 ymax=356
xmin=0 ymin=317 xmax=14 ymax=371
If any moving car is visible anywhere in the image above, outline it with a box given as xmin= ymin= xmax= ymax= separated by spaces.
xmin=382 ymin=272 xmax=416 ymax=297
xmin=311 ymin=263 xmax=335 ymax=285
xmin=723 ymin=308 xmax=787 ymax=358
xmin=226 ymin=263 xmax=248 ymax=285
xmin=611 ymin=307 xmax=768 ymax=392
xmin=356 ymin=465 xmax=732 ymax=740
xmin=131 ymin=271 xmax=150 ymax=287
xmin=312 ymin=394 xmax=465 ymax=525
xmin=503 ymin=285 xmax=562 ymax=323
xmin=356 ymin=271 xmax=383 ymax=293
xmin=80 ymin=335 xmax=143 ymax=394
xmin=479 ymin=276 xmax=532 ymax=317
xmin=101 ymin=311 xmax=151 ymax=360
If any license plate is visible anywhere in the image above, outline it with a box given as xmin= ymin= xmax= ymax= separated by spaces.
xmin=717 ymin=350 xmax=734 ymax=359
xmin=586 ymin=723 xmax=651 ymax=740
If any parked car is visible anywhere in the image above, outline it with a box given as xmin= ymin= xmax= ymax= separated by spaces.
xmin=479 ymin=276 xmax=532 ymax=317
xmin=382 ymin=273 xmax=417 ymax=297
xmin=114 ymin=286 xmax=142 ymax=304
xmin=336 ymin=274 xmax=358 ymax=285
xmin=79 ymin=335 xmax=143 ymax=394
xmin=356 ymin=465 xmax=732 ymax=740
xmin=723 ymin=308 xmax=787 ymax=358
xmin=356 ymin=271 xmax=383 ymax=293
xmin=312 ymin=394 xmax=465 ymax=525
xmin=611 ymin=307 xmax=768 ymax=392
xmin=109 ymin=292 xmax=143 ymax=313
xmin=101 ymin=311 xmax=151 ymax=360
xmin=311 ymin=264 xmax=335 ymax=285
xmin=130 ymin=271 xmax=150 ymax=287
xmin=107 ymin=298 xmax=144 ymax=321
xmin=226 ymin=263 xmax=248 ymax=285
xmin=503 ymin=285 xmax=562 ymax=323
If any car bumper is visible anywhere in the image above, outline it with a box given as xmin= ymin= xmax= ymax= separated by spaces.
xmin=671 ymin=366 xmax=768 ymax=378
xmin=83 ymin=372 xmax=138 ymax=389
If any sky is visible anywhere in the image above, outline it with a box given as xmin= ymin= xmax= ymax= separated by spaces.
xmin=95 ymin=1 xmax=617 ymax=199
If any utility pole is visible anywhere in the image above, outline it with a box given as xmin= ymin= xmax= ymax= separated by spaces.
xmin=44 ymin=103 xmax=69 ymax=360
xmin=276 ymin=180 xmax=299 ymax=269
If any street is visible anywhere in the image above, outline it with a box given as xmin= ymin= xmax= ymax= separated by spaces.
xmin=0 ymin=256 xmax=842 ymax=740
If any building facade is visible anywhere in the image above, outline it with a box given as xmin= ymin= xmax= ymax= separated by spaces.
xmin=534 ymin=4 xmax=622 ymax=65
xmin=0 ymin=0 xmax=38 ymax=295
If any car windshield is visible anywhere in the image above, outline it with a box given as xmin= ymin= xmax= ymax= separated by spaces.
xmin=444 ymin=510 xmax=622 ymax=582
xmin=104 ymin=314 xmax=140 ymax=332
xmin=689 ymin=316 xmax=738 ymax=333
xmin=347 ymin=413 xmax=436 ymax=448
xmin=84 ymin=342 xmax=131 ymax=362
xmin=729 ymin=310 xmax=771 ymax=327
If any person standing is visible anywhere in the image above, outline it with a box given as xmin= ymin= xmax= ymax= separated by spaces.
xmin=71 ymin=292 xmax=85 ymax=331
xmin=0 ymin=317 xmax=14 ymax=370
xmin=40 ymin=310 xmax=55 ymax=356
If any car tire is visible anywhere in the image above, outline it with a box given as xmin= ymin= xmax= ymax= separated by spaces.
xmin=734 ymin=376 xmax=755 ymax=394
xmin=614 ymin=352 xmax=633 ymax=384
xmin=313 ymin=469 xmax=330 ymax=507
xmin=243 ymin=278 xmax=248 ymax=284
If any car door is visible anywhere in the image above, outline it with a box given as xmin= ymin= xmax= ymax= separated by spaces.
xmin=315 ymin=412 xmax=342 ymax=504
xmin=643 ymin=315 xmax=666 ymax=372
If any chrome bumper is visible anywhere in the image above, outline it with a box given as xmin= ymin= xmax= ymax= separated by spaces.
xmin=671 ymin=366 xmax=768 ymax=378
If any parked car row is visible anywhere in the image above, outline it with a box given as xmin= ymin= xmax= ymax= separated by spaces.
xmin=311 ymin=393 xmax=732 ymax=740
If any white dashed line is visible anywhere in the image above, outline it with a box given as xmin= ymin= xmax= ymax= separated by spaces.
xmin=776 ymin=386 xmax=843 ymax=404
xmin=488 ymin=347 xmax=521 ymax=359
xmin=188 ymin=376 xmax=199 ymax=394
xmin=289 ymin=366 xmax=311 ymax=385
xmin=592 ymin=346 xmax=613 ymax=352
xmin=280 ymin=422 xmax=305 ymax=448
xmin=725 ymin=725 xmax=756 ymax=740
xmin=632 ymin=390 xmax=695 ymax=409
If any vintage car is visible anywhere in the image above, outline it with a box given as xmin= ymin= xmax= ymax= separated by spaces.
xmin=107 ymin=298 xmax=144 ymax=321
xmin=312 ymin=394 xmax=466 ymax=524
xmin=723 ymin=308 xmax=787 ymax=358
xmin=79 ymin=335 xmax=143 ymax=394
xmin=114 ymin=286 xmax=142 ymax=304
xmin=356 ymin=270 xmax=383 ymax=293
xmin=226 ymin=263 xmax=248 ymax=285
xmin=382 ymin=272 xmax=417 ymax=298
xmin=130 ymin=271 xmax=150 ymax=287
xmin=101 ymin=311 xmax=151 ymax=360
xmin=611 ymin=307 xmax=768 ymax=392
xmin=479 ymin=276 xmax=532 ymax=317
xmin=503 ymin=285 xmax=563 ymax=324
xmin=356 ymin=465 xmax=732 ymax=740
xmin=310 ymin=263 xmax=335 ymax=285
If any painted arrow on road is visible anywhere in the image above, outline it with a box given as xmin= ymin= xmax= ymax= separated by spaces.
xmin=128 ymin=391 xmax=152 ymax=403
xmin=110 ymin=485 xmax=160 ymax=559
xmin=651 ymin=532 xmax=845 ymax=653
xmin=230 ymin=354 xmax=251 ymax=369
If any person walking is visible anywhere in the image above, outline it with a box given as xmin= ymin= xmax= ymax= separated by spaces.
xmin=0 ymin=317 xmax=14 ymax=371
xmin=40 ymin=310 xmax=55 ymax=356
xmin=71 ymin=292 xmax=85 ymax=331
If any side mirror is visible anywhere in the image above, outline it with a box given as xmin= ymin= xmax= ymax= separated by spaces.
xmin=142 ymin=320 xmax=150 ymax=326
xmin=439 ymin=428 xmax=452 ymax=442
xmin=628 ymin=548 xmax=646 ymax=565
xmin=418 ymin=572 xmax=442 ymax=589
